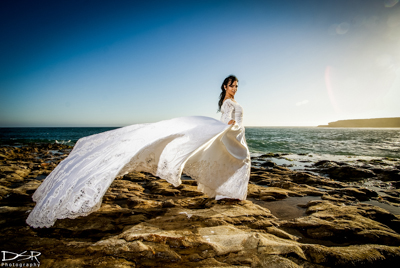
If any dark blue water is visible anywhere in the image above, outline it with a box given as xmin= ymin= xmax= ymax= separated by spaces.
xmin=0 ymin=127 xmax=119 ymax=146
xmin=0 ymin=127 xmax=399 ymax=159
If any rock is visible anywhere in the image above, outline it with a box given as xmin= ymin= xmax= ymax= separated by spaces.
xmin=260 ymin=160 xmax=277 ymax=168
xmin=392 ymin=181 xmax=400 ymax=189
xmin=162 ymin=199 xmax=176 ymax=208
xmin=327 ymin=187 xmax=378 ymax=201
xmin=109 ymin=179 xmax=144 ymax=194
xmin=382 ymin=195 xmax=400 ymax=205
xmin=54 ymin=213 xmax=120 ymax=233
xmin=1 ymin=145 xmax=400 ymax=267
xmin=378 ymin=169 xmax=400 ymax=181
xmin=0 ymin=165 xmax=16 ymax=173
xmin=313 ymin=160 xmax=340 ymax=168
xmin=290 ymin=185 xmax=325 ymax=197
xmin=248 ymin=184 xmax=303 ymax=200
xmin=301 ymin=244 xmax=400 ymax=267
xmin=259 ymin=153 xmax=281 ymax=158
xmin=260 ymin=187 xmax=303 ymax=199
xmin=127 ymin=197 xmax=162 ymax=209
xmin=324 ymin=166 xmax=376 ymax=181
xmin=271 ymin=166 xmax=293 ymax=175
xmin=281 ymin=200 xmax=400 ymax=246
xmin=122 ymin=171 xmax=151 ymax=182
xmin=0 ymin=180 xmax=41 ymax=205
xmin=314 ymin=160 xmax=346 ymax=167
xmin=384 ymin=189 xmax=400 ymax=198
xmin=289 ymin=172 xmax=346 ymax=188
xmin=147 ymin=180 xmax=181 ymax=196
xmin=12 ymin=180 xmax=42 ymax=195
xmin=177 ymin=183 xmax=204 ymax=197
xmin=260 ymin=196 xmax=277 ymax=201
xmin=321 ymin=194 xmax=349 ymax=204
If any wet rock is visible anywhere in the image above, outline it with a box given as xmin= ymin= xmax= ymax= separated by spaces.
xmin=324 ymin=166 xmax=376 ymax=181
xmin=260 ymin=160 xmax=277 ymax=168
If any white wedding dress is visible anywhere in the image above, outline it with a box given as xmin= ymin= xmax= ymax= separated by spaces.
xmin=26 ymin=99 xmax=250 ymax=228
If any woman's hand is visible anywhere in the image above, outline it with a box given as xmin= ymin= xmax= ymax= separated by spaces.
xmin=228 ymin=120 xmax=236 ymax=125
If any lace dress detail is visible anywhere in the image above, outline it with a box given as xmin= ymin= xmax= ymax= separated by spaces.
xmin=220 ymin=98 xmax=244 ymax=128
xmin=26 ymin=103 xmax=251 ymax=228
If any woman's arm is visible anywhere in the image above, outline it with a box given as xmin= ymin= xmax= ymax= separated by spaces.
xmin=220 ymin=100 xmax=235 ymax=125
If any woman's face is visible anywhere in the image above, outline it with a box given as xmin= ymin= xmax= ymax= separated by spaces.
xmin=224 ymin=80 xmax=238 ymax=97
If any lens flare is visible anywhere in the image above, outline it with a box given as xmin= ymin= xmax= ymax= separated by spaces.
xmin=385 ymin=0 xmax=399 ymax=8
xmin=328 ymin=22 xmax=350 ymax=35
xmin=325 ymin=66 xmax=340 ymax=114
xmin=336 ymin=22 xmax=350 ymax=34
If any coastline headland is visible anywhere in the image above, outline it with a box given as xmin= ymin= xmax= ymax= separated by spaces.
xmin=318 ymin=117 xmax=400 ymax=128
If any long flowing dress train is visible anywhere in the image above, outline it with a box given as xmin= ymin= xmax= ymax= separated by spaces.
xmin=26 ymin=99 xmax=250 ymax=228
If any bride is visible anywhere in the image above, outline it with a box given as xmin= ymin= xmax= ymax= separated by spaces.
xmin=26 ymin=75 xmax=251 ymax=228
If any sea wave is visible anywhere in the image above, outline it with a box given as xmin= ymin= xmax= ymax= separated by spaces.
xmin=55 ymin=140 xmax=72 ymax=145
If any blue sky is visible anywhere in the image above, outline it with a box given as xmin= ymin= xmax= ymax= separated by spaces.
xmin=1 ymin=0 xmax=399 ymax=127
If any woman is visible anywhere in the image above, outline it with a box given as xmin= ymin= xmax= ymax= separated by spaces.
xmin=26 ymin=75 xmax=250 ymax=228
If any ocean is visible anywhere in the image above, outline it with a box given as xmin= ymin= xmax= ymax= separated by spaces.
xmin=0 ymin=126 xmax=399 ymax=159
xmin=246 ymin=127 xmax=400 ymax=159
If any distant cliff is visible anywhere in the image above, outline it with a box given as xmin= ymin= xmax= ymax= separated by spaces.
xmin=318 ymin=117 xmax=400 ymax=128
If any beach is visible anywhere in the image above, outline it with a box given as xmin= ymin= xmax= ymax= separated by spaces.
xmin=1 ymin=142 xmax=400 ymax=267
xmin=3 ymin=0 xmax=400 ymax=266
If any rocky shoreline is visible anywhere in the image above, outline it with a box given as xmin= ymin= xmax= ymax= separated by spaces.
xmin=1 ymin=144 xmax=400 ymax=267
xmin=318 ymin=117 xmax=400 ymax=128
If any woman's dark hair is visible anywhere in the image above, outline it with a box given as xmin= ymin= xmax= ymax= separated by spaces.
xmin=218 ymin=75 xmax=239 ymax=112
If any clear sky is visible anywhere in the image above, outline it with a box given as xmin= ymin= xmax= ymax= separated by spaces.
xmin=1 ymin=0 xmax=399 ymax=127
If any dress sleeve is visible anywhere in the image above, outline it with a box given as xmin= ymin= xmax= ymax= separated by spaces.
xmin=220 ymin=100 xmax=235 ymax=124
